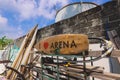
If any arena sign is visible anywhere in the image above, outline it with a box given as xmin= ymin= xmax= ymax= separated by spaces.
xmin=34 ymin=34 xmax=89 ymax=55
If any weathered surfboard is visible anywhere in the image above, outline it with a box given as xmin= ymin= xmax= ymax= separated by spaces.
xmin=6 ymin=25 xmax=38 ymax=79
xmin=34 ymin=34 xmax=89 ymax=55
xmin=10 ymin=27 xmax=38 ymax=80
xmin=14 ymin=27 xmax=38 ymax=80
xmin=20 ymin=26 xmax=38 ymax=73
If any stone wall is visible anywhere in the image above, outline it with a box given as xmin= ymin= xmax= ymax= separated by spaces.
xmin=36 ymin=1 xmax=119 ymax=41
xmin=16 ymin=1 xmax=120 ymax=47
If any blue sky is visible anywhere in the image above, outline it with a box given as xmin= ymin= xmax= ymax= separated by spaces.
xmin=0 ymin=0 xmax=111 ymax=39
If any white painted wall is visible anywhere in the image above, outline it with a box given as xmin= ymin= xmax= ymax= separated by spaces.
xmin=55 ymin=3 xmax=96 ymax=22
xmin=89 ymin=44 xmax=120 ymax=80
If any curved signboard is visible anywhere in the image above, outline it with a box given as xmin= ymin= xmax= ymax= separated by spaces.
xmin=34 ymin=34 xmax=89 ymax=55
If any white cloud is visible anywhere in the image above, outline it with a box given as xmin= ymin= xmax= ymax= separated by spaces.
xmin=16 ymin=0 xmax=37 ymax=20
xmin=0 ymin=0 xmax=69 ymax=21
xmin=0 ymin=0 xmax=70 ymax=39
xmin=0 ymin=25 xmax=25 ymax=39
xmin=36 ymin=0 xmax=69 ymax=19
xmin=0 ymin=14 xmax=24 ymax=39
xmin=0 ymin=14 xmax=8 ymax=26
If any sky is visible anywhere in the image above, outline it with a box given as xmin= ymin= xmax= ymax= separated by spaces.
xmin=0 ymin=0 xmax=111 ymax=39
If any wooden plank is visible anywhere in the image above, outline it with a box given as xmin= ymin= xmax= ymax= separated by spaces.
xmin=42 ymin=68 xmax=81 ymax=79
xmin=103 ymin=72 xmax=120 ymax=79
xmin=0 ymin=60 xmax=11 ymax=63
xmin=12 ymin=26 xmax=38 ymax=80
xmin=91 ymin=72 xmax=120 ymax=80
xmin=44 ymin=63 xmax=120 ymax=80
xmin=20 ymin=26 xmax=38 ymax=73
xmin=69 ymin=64 xmax=104 ymax=72
xmin=44 ymin=63 xmax=104 ymax=73
xmin=34 ymin=34 xmax=89 ymax=55
xmin=59 ymin=69 xmax=84 ymax=79
xmin=60 ymin=69 xmax=120 ymax=80
xmin=6 ymin=25 xmax=38 ymax=79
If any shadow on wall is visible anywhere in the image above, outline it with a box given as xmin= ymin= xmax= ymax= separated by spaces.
xmin=52 ymin=23 xmax=64 ymax=35
xmin=109 ymin=57 xmax=120 ymax=74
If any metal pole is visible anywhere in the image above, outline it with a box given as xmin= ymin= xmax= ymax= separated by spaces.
xmin=57 ymin=56 xmax=60 ymax=80
xmin=90 ymin=56 xmax=94 ymax=80
xmin=52 ymin=56 xmax=54 ymax=74
xmin=83 ymin=51 xmax=87 ymax=80
xmin=80 ymin=0 xmax=83 ymax=12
